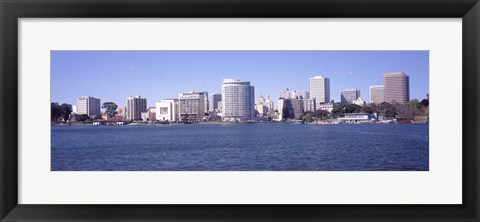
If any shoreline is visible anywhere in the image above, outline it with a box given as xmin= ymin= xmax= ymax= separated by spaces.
xmin=52 ymin=121 xmax=428 ymax=126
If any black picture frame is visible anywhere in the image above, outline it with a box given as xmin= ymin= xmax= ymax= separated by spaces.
xmin=1 ymin=0 xmax=479 ymax=221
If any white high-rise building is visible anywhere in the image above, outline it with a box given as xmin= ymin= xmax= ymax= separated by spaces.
xmin=370 ymin=85 xmax=385 ymax=104
xmin=76 ymin=96 xmax=101 ymax=117
xmin=221 ymin=78 xmax=255 ymax=121
xmin=309 ymin=76 xmax=330 ymax=108
xmin=126 ymin=96 xmax=147 ymax=121
xmin=156 ymin=99 xmax=179 ymax=122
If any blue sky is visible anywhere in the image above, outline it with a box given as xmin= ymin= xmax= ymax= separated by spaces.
xmin=51 ymin=50 xmax=429 ymax=109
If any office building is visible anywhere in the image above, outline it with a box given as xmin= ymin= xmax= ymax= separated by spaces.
xmin=280 ymin=88 xmax=309 ymax=99
xmin=302 ymin=98 xmax=316 ymax=112
xmin=76 ymin=96 xmax=101 ymax=117
xmin=317 ymin=103 xmax=334 ymax=112
xmin=221 ymin=78 xmax=255 ymax=121
xmin=341 ymin=88 xmax=361 ymax=104
xmin=309 ymin=76 xmax=330 ymax=108
xmin=209 ymin=93 xmax=222 ymax=112
xmin=384 ymin=72 xmax=410 ymax=104
xmin=117 ymin=107 xmax=126 ymax=119
xmin=294 ymin=90 xmax=309 ymax=99
xmin=156 ymin=99 xmax=179 ymax=122
xmin=264 ymin=95 xmax=274 ymax=111
xmin=179 ymin=92 xmax=205 ymax=121
xmin=353 ymin=97 xmax=366 ymax=106
xmin=280 ymin=88 xmax=293 ymax=99
xmin=370 ymin=85 xmax=385 ymax=104
xmin=278 ymin=97 xmax=315 ymax=120
xmin=201 ymin=92 xmax=209 ymax=113
xmin=141 ymin=107 xmax=156 ymax=122
xmin=126 ymin=96 xmax=147 ymax=121
xmin=255 ymin=95 xmax=274 ymax=117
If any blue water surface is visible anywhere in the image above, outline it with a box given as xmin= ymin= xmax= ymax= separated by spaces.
xmin=51 ymin=123 xmax=429 ymax=171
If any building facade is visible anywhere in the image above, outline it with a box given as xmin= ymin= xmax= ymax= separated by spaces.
xmin=278 ymin=97 xmax=316 ymax=120
xmin=301 ymin=98 xmax=316 ymax=112
xmin=338 ymin=113 xmax=376 ymax=123
xmin=317 ymin=103 xmax=334 ymax=112
xmin=156 ymin=99 xmax=179 ymax=122
xmin=141 ymin=107 xmax=156 ymax=122
xmin=255 ymin=95 xmax=274 ymax=117
xmin=341 ymin=88 xmax=361 ymax=104
xmin=221 ymin=78 xmax=255 ymax=121
xmin=126 ymin=96 xmax=147 ymax=121
xmin=209 ymin=93 xmax=222 ymax=112
xmin=309 ymin=76 xmax=330 ymax=108
xmin=369 ymin=85 xmax=385 ymax=104
xmin=117 ymin=107 xmax=126 ymax=119
xmin=178 ymin=92 xmax=205 ymax=121
xmin=384 ymin=72 xmax=410 ymax=104
xmin=280 ymin=88 xmax=309 ymax=99
xmin=76 ymin=96 xmax=101 ymax=117
xmin=201 ymin=92 xmax=209 ymax=113
xmin=353 ymin=97 xmax=366 ymax=106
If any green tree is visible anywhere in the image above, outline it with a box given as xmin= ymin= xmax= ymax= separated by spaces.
xmin=408 ymin=99 xmax=420 ymax=109
xmin=282 ymin=100 xmax=294 ymax=120
xmin=359 ymin=103 xmax=379 ymax=115
xmin=60 ymin=103 xmax=73 ymax=122
xmin=313 ymin=109 xmax=330 ymax=120
xmin=331 ymin=103 xmax=347 ymax=118
xmin=344 ymin=104 xmax=361 ymax=113
xmin=379 ymin=102 xmax=397 ymax=118
xmin=102 ymin=102 xmax=118 ymax=118
xmin=51 ymin=102 xmax=62 ymax=121
xmin=75 ymin=114 xmax=90 ymax=122
xmin=420 ymin=99 xmax=429 ymax=108
xmin=396 ymin=103 xmax=416 ymax=120
xmin=301 ymin=111 xmax=314 ymax=122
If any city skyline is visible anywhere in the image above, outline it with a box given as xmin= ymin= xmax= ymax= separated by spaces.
xmin=51 ymin=50 xmax=429 ymax=108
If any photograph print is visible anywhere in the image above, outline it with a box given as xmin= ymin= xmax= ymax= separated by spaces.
xmin=51 ymin=50 xmax=429 ymax=171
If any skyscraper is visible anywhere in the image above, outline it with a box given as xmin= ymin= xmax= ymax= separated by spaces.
xmin=309 ymin=76 xmax=330 ymax=108
xmin=369 ymin=85 xmax=384 ymax=104
xmin=76 ymin=96 xmax=101 ymax=117
xmin=201 ymin=92 xmax=209 ymax=113
xmin=126 ymin=96 xmax=147 ymax=121
xmin=209 ymin=93 xmax=222 ymax=112
xmin=340 ymin=88 xmax=361 ymax=104
xmin=222 ymin=78 xmax=255 ymax=121
xmin=178 ymin=92 xmax=205 ymax=121
xmin=384 ymin=72 xmax=410 ymax=104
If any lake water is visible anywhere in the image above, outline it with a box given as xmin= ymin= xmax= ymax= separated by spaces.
xmin=51 ymin=123 xmax=429 ymax=171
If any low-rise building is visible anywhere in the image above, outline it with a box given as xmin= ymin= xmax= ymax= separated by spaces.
xmin=141 ymin=107 xmax=156 ymax=122
xmin=255 ymin=95 xmax=274 ymax=117
xmin=317 ymin=103 xmax=334 ymax=112
xmin=353 ymin=97 xmax=366 ymax=106
xmin=338 ymin=113 xmax=376 ymax=123
xmin=156 ymin=99 xmax=179 ymax=122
